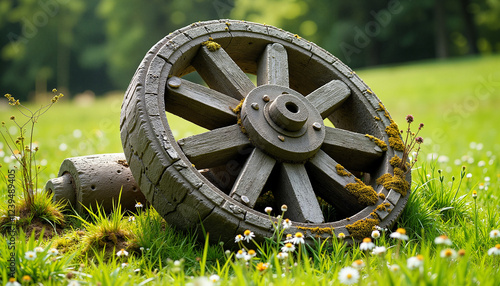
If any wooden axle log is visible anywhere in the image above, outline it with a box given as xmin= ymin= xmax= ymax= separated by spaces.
xmin=45 ymin=153 xmax=146 ymax=213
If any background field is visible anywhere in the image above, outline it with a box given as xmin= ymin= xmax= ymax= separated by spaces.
xmin=2 ymin=54 xmax=499 ymax=188
xmin=1 ymin=52 xmax=500 ymax=286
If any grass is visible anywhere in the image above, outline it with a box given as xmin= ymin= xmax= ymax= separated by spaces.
xmin=0 ymin=54 xmax=499 ymax=285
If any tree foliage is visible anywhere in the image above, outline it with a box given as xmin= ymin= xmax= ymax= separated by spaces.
xmin=0 ymin=0 xmax=499 ymax=99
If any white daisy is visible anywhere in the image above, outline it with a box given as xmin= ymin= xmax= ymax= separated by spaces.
xmin=407 ymin=255 xmax=424 ymax=270
xmin=371 ymin=246 xmax=387 ymax=256
xmin=265 ymin=207 xmax=272 ymax=214
xmin=292 ymin=232 xmax=305 ymax=244
xmin=245 ymin=249 xmax=256 ymax=261
xmin=116 ymin=249 xmax=129 ymax=257
xmin=34 ymin=246 xmax=44 ymax=253
xmin=338 ymin=267 xmax=360 ymax=285
xmin=489 ymin=230 xmax=500 ymax=239
xmin=282 ymin=218 xmax=292 ymax=229
xmin=390 ymin=228 xmax=409 ymax=241
xmin=388 ymin=264 xmax=400 ymax=272
xmin=6 ymin=277 xmax=21 ymax=286
xmin=359 ymin=237 xmax=375 ymax=251
xmin=235 ymin=249 xmax=246 ymax=259
xmin=24 ymin=251 xmax=37 ymax=260
xmin=209 ymin=274 xmax=220 ymax=282
xmin=48 ymin=248 xmax=59 ymax=256
xmin=243 ymin=230 xmax=255 ymax=243
xmin=281 ymin=242 xmax=295 ymax=253
xmin=371 ymin=230 xmax=381 ymax=239
xmin=351 ymin=259 xmax=365 ymax=269
xmin=277 ymin=252 xmax=288 ymax=260
xmin=440 ymin=248 xmax=457 ymax=259
xmin=234 ymin=234 xmax=244 ymax=243
xmin=434 ymin=235 xmax=452 ymax=246
xmin=488 ymin=244 xmax=500 ymax=256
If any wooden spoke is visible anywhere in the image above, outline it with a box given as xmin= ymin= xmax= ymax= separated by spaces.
xmin=192 ymin=45 xmax=255 ymax=100
xmin=166 ymin=77 xmax=241 ymax=130
xmin=276 ymin=163 xmax=324 ymax=223
xmin=177 ymin=124 xmax=251 ymax=169
xmin=229 ymin=148 xmax=276 ymax=207
xmin=321 ymin=127 xmax=385 ymax=171
xmin=306 ymin=150 xmax=364 ymax=216
xmin=306 ymin=80 xmax=351 ymax=118
xmin=257 ymin=43 xmax=289 ymax=87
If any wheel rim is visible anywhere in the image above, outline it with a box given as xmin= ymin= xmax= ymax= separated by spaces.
xmin=120 ymin=20 xmax=411 ymax=244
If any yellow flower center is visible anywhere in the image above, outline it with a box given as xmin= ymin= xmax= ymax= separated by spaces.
xmin=444 ymin=249 xmax=453 ymax=257
xmin=416 ymin=254 xmax=424 ymax=261
xmin=495 ymin=244 xmax=500 ymax=249
xmin=285 ymin=243 xmax=293 ymax=248
xmin=347 ymin=273 xmax=353 ymax=279
xmin=363 ymin=237 xmax=372 ymax=243
xmin=248 ymin=250 xmax=255 ymax=255
xmin=396 ymin=228 xmax=406 ymax=235
xmin=244 ymin=230 xmax=251 ymax=236
xmin=295 ymin=232 xmax=303 ymax=238
xmin=22 ymin=275 xmax=31 ymax=281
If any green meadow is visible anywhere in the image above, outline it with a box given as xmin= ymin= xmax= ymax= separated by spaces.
xmin=1 ymin=54 xmax=499 ymax=285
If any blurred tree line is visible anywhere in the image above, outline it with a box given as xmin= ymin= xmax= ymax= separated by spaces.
xmin=1 ymin=0 xmax=499 ymax=100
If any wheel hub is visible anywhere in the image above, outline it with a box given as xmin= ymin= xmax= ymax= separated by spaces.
xmin=240 ymin=85 xmax=325 ymax=162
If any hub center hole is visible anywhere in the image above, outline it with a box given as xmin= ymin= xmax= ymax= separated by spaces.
xmin=285 ymin=102 xmax=299 ymax=113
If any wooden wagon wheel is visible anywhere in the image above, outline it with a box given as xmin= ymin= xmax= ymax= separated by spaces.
xmin=120 ymin=20 xmax=411 ymax=245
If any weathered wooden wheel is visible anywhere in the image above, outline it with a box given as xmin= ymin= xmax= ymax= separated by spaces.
xmin=120 ymin=20 xmax=410 ymax=245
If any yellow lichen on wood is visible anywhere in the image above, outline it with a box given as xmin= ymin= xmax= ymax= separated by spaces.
xmin=297 ymin=226 xmax=334 ymax=236
xmin=374 ymin=116 xmax=381 ymax=121
xmin=346 ymin=218 xmax=380 ymax=240
xmin=201 ymin=40 xmax=221 ymax=52
xmin=376 ymin=167 xmax=410 ymax=196
xmin=385 ymin=122 xmax=405 ymax=152
xmin=375 ymin=202 xmax=391 ymax=212
xmin=345 ymin=178 xmax=378 ymax=206
xmin=365 ymin=134 xmax=388 ymax=151
xmin=232 ymin=99 xmax=244 ymax=114
xmin=376 ymin=102 xmax=393 ymax=122
xmin=389 ymin=155 xmax=402 ymax=167
xmin=335 ymin=164 xmax=352 ymax=177
xmin=378 ymin=192 xmax=386 ymax=200
xmin=233 ymin=99 xmax=246 ymax=134
xmin=390 ymin=155 xmax=410 ymax=171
